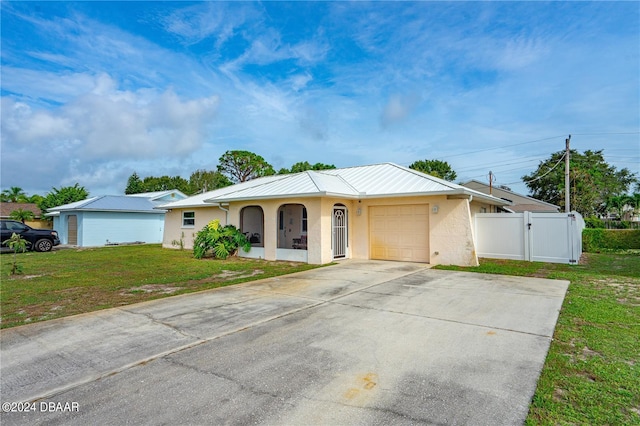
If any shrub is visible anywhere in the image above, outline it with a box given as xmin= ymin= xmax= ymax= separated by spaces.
xmin=193 ymin=220 xmax=251 ymax=259
xmin=582 ymin=229 xmax=640 ymax=252
xmin=584 ymin=216 xmax=604 ymax=229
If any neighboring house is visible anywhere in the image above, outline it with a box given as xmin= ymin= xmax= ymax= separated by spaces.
xmin=0 ymin=202 xmax=51 ymax=229
xmin=160 ymin=163 xmax=510 ymax=267
xmin=461 ymin=180 xmax=560 ymax=213
xmin=46 ymin=190 xmax=187 ymax=246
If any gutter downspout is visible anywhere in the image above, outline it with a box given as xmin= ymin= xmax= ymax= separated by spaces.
xmin=217 ymin=204 xmax=229 ymax=225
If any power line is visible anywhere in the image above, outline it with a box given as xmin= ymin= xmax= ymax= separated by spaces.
xmin=455 ymin=158 xmax=540 ymax=174
xmin=518 ymin=151 xmax=567 ymax=185
xmin=437 ymin=135 xmax=565 ymax=160
xmin=571 ymin=132 xmax=640 ymax=136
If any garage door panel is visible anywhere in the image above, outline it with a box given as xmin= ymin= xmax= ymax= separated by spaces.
xmin=369 ymin=205 xmax=429 ymax=263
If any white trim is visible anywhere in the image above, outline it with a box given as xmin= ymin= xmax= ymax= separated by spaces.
xmin=182 ymin=211 xmax=195 ymax=228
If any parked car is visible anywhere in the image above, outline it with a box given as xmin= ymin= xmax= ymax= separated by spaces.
xmin=0 ymin=220 xmax=60 ymax=252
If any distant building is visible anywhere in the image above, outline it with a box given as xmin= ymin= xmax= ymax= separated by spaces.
xmin=45 ymin=190 xmax=187 ymax=246
xmin=461 ymin=180 xmax=559 ymax=213
xmin=0 ymin=202 xmax=51 ymax=229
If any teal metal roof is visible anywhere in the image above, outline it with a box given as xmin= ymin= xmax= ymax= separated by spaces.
xmin=46 ymin=195 xmax=166 ymax=213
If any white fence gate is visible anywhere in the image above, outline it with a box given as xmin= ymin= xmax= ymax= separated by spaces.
xmin=474 ymin=212 xmax=585 ymax=264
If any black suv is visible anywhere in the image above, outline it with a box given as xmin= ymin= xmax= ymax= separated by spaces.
xmin=0 ymin=220 xmax=60 ymax=252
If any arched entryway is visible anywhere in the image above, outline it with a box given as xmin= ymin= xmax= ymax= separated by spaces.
xmin=333 ymin=204 xmax=348 ymax=259
xmin=240 ymin=206 xmax=264 ymax=247
xmin=277 ymin=204 xmax=307 ymax=249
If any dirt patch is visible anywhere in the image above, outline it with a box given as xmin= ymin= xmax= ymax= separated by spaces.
xmin=578 ymin=346 xmax=602 ymax=361
xmin=212 ymin=269 xmax=265 ymax=281
xmin=122 ymin=285 xmax=182 ymax=295
xmin=12 ymin=274 xmax=45 ymax=280
xmin=553 ymin=388 xmax=567 ymax=402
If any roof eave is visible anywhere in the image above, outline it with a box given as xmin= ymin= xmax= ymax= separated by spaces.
xmin=204 ymin=189 xmax=510 ymax=205
xmin=49 ymin=208 xmax=167 ymax=214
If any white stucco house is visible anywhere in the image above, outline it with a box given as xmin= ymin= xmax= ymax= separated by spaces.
xmin=160 ymin=163 xmax=510 ymax=266
xmin=47 ymin=190 xmax=187 ymax=247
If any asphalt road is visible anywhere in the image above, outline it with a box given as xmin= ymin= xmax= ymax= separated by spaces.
xmin=0 ymin=260 xmax=568 ymax=425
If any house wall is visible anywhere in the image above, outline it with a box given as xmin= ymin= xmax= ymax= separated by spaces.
xmin=164 ymin=195 xmax=480 ymax=266
xmin=347 ymin=195 xmax=478 ymax=266
xmin=430 ymin=197 xmax=479 ymax=266
xmin=322 ymin=196 xmax=482 ymax=266
xmin=162 ymin=207 xmax=226 ymax=249
xmin=25 ymin=219 xmax=52 ymax=229
xmin=53 ymin=211 xmax=164 ymax=246
xmin=53 ymin=212 xmax=80 ymax=245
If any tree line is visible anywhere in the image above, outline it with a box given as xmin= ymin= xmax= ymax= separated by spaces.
xmin=125 ymin=150 xmax=339 ymax=195
xmin=124 ymin=151 xmax=456 ymax=195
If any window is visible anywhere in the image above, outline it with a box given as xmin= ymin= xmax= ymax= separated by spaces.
xmin=6 ymin=221 xmax=27 ymax=232
xmin=279 ymin=210 xmax=284 ymax=230
xmin=182 ymin=211 xmax=195 ymax=227
xmin=302 ymin=207 xmax=307 ymax=232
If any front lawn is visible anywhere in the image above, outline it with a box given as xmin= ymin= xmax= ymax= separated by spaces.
xmin=436 ymin=253 xmax=640 ymax=425
xmin=0 ymin=244 xmax=320 ymax=329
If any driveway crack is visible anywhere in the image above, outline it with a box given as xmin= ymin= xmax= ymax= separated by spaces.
xmin=117 ymin=308 xmax=201 ymax=340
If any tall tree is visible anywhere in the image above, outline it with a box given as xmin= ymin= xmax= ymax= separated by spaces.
xmin=38 ymin=184 xmax=89 ymax=211
xmin=141 ymin=175 xmax=190 ymax=193
xmin=124 ymin=172 xmax=145 ymax=194
xmin=188 ymin=169 xmax=232 ymax=194
xmin=409 ymin=159 xmax=457 ymax=181
xmin=281 ymin=161 xmax=336 ymax=174
xmin=27 ymin=194 xmax=44 ymax=205
xmin=218 ymin=150 xmax=275 ymax=183
xmin=522 ymin=150 xmax=637 ymax=216
xmin=1 ymin=186 xmax=28 ymax=202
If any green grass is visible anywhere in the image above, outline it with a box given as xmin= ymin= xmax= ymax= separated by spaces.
xmin=0 ymin=244 xmax=320 ymax=329
xmin=436 ymin=253 xmax=640 ymax=425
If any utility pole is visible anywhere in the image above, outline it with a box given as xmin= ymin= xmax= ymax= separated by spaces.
xmin=488 ymin=171 xmax=494 ymax=195
xmin=565 ymin=135 xmax=571 ymax=213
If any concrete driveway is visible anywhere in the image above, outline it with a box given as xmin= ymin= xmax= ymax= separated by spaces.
xmin=0 ymin=260 xmax=568 ymax=425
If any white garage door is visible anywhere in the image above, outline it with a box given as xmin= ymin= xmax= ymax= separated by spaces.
xmin=370 ymin=205 xmax=429 ymax=262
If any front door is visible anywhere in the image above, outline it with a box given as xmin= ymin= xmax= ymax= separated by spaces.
xmin=332 ymin=206 xmax=347 ymax=258
xmin=67 ymin=215 xmax=78 ymax=245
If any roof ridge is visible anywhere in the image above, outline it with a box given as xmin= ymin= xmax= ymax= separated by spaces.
xmin=204 ymin=174 xmax=292 ymax=201
xmin=391 ymin=163 xmax=461 ymax=190
xmin=305 ymin=170 xmax=324 ymax=192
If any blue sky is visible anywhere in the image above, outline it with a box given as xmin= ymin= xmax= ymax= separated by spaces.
xmin=1 ymin=1 xmax=638 ymax=197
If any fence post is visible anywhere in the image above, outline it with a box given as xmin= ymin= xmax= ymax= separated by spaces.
xmin=523 ymin=211 xmax=531 ymax=261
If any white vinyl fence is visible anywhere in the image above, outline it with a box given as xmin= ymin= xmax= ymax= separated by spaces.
xmin=474 ymin=212 xmax=585 ymax=264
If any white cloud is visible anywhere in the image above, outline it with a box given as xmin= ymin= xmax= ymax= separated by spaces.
xmin=160 ymin=2 xmax=257 ymax=48
xmin=1 ymin=74 xmax=219 ymax=162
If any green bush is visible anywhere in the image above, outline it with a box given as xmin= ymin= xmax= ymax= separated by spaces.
xmin=582 ymin=229 xmax=640 ymax=252
xmin=193 ymin=220 xmax=251 ymax=259
xmin=584 ymin=216 xmax=604 ymax=229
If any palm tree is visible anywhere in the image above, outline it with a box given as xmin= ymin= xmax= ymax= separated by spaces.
xmin=605 ymin=195 xmax=624 ymax=219
xmin=1 ymin=187 xmax=27 ymax=202
xmin=9 ymin=208 xmax=35 ymax=224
